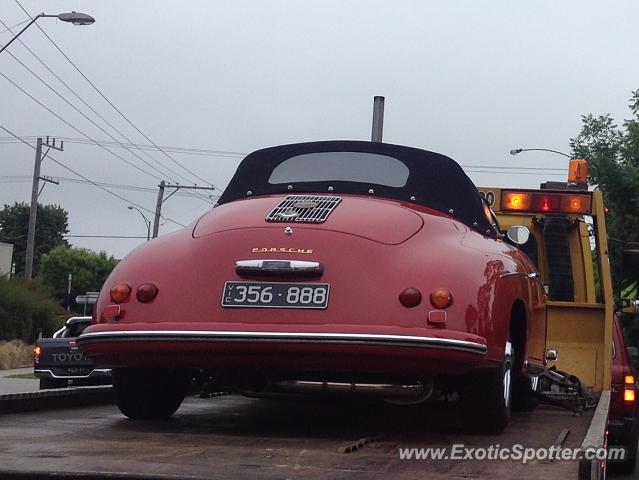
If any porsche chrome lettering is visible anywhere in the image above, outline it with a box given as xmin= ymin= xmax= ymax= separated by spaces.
xmin=251 ymin=247 xmax=314 ymax=254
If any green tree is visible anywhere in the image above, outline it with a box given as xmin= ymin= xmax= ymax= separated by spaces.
xmin=37 ymin=245 xmax=118 ymax=310
xmin=0 ymin=277 xmax=61 ymax=341
xmin=0 ymin=202 xmax=69 ymax=276
xmin=570 ymin=89 xmax=639 ymax=291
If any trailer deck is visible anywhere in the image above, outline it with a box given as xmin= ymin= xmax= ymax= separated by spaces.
xmin=0 ymin=393 xmax=595 ymax=479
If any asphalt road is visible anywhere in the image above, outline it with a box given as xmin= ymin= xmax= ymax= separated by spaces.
xmin=0 ymin=367 xmax=39 ymax=394
xmin=0 ymin=394 xmax=592 ymax=480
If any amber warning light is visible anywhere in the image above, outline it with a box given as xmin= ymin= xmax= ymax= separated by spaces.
xmin=502 ymin=191 xmax=592 ymax=215
xmin=568 ymin=158 xmax=589 ymax=185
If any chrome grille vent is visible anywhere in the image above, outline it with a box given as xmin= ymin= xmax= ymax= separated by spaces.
xmin=266 ymin=195 xmax=342 ymax=223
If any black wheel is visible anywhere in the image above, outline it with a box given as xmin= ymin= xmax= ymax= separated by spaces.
xmin=113 ymin=368 xmax=191 ymax=420
xmin=461 ymin=335 xmax=513 ymax=434
xmin=609 ymin=435 xmax=638 ymax=474
xmin=512 ymin=375 xmax=540 ymax=412
xmin=39 ymin=377 xmax=68 ymax=389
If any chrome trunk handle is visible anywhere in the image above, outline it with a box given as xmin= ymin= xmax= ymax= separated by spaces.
xmin=235 ymin=259 xmax=323 ymax=276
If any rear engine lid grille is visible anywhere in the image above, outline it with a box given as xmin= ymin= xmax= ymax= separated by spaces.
xmin=266 ymin=195 xmax=342 ymax=223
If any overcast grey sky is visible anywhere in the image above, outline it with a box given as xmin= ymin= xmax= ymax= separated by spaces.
xmin=1 ymin=0 xmax=638 ymax=259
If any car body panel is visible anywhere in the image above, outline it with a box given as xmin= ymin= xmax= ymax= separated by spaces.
xmin=608 ymin=316 xmax=638 ymax=444
xmin=79 ymin=141 xmax=546 ymax=387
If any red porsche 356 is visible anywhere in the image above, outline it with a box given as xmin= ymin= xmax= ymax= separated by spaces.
xmin=78 ymin=141 xmax=545 ymax=433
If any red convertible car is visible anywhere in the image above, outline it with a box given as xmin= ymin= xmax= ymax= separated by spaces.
xmin=78 ymin=141 xmax=546 ymax=433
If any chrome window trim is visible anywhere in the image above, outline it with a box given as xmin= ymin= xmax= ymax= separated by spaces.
xmin=77 ymin=330 xmax=487 ymax=355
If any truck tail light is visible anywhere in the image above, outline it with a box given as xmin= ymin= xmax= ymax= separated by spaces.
xmin=501 ymin=190 xmax=592 ymax=215
xmin=624 ymin=388 xmax=636 ymax=404
xmin=33 ymin=345 xmax=41 ymax=364
xmin=625 ymin=375 xmax=635 ymax=385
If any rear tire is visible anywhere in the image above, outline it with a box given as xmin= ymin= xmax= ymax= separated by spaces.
xmin=39 ymin=378 xmax=68 ymax=389
xmin=461 ymin=336 xmax=513 ymax=434
xmin=113 ymin=368 xmax=191 ymax=420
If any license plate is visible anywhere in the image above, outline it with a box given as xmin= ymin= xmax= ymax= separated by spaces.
xmin=222 ymin=281 xmax=330 ymax=309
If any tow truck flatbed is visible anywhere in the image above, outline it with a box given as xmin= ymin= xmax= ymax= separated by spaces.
xmin=0 ymin=394 xmax=597 ymax=479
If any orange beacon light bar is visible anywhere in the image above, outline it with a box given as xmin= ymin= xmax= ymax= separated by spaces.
xmin=568 ymin=158 xmax=589 ymax=185
xmin=502 ymin=190 xmax=592 ymax=215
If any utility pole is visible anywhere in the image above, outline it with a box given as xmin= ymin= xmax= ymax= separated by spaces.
xmin=152 ymin=182 xmax=217 ymax=238
xmin=24 ymin=137 xmax=62 ymax=279
xmin=152 ymin=180 xmax=166 ymax=239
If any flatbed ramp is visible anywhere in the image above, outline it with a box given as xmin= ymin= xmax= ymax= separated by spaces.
xmin=0 ymin=394 xmax=594 ymax=479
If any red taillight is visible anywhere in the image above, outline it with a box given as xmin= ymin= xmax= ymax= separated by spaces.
xmin=136 ymin=283 xmax=159 ymax=303
xmin=33 ymin=345 xmax=41 ymax=364
xmin=399 ymin=287 xmax=422 ymax=308
xmin=624 ymin=388 xmax=636 ymax=404
xmin=532 ymin=194 xmax=561 ymax=213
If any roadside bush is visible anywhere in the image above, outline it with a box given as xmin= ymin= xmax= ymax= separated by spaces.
xmin=0 ymin=339 xmax=33 ymax=369
xmin=0 ymin=277 xmax=62 ymax=342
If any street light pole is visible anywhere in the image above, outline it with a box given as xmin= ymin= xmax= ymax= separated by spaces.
xmin=0 ymin=11 xmax=95 ymax=55
xmin=509 ymin=147 xmax=573 ymax=159
xmin=128 ymin=206 xmax=151 ymax=241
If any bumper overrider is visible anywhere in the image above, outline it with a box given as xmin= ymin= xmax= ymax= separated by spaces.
xmin=77 ymin=324 xmax=490 ymax=374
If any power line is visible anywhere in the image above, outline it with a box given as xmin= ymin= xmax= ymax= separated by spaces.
xmin=0 ymin=175 xmax=217 ymax=198
xmin=0 ymin=125 xmax=186 ymax=227
xmin=0 ymin=16 xmax=218 ymax=193
xmin=0 ymin=17 xmax=29 ymax=35
xmin=0 ymin=136 xmax=246 ymax=158
xmin=0 ymin=70 xmax=164 ymax=180
xmin=14 ymin=0 xmax=217 ymax=188
xmin=65 ymin=235 xmax=149 ymax=239
xmin=0 ymin=35 xmax=211 ymax=204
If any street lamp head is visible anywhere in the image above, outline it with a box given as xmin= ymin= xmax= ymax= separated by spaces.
xmin=509 ymin=149 xmax=523 ymax=155
xmin=57 ymin=12 xmax=95 ymax=26
xmin=127 ymin=206 xmax=134 ymax=210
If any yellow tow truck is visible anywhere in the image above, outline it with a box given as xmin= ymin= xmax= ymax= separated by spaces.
xmin=480 ymin=157 xmax=638 ymax=477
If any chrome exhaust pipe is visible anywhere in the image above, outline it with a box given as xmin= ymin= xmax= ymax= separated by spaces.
xmin=271 ymin=379 xmax=431 ymax=399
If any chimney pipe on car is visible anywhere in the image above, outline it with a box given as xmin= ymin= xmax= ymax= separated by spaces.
xmin=371 ymin=96 xmax=385 ymax=142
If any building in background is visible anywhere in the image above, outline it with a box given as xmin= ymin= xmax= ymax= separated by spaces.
xmin=0 ymin=242 xmax=14 ymax=278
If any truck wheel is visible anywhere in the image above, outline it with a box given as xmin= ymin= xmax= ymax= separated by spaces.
xmin=113 ymin=368 xmax=191 ymax=420
xmin=39 ymin=378 xmax=68 ymax=389
xmin=461 ymin=337 xmax=513 ymax=434
xmin=512 ymin=375 xmax=539 ymax=411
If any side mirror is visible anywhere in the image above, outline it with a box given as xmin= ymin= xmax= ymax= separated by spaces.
xmin=507 ymin=226 xmax=530 ymax=246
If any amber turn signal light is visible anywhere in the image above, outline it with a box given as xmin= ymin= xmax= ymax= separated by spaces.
xmin=110 ymin=283 xmax=131 ymax=303
xmin=430 ymin=288 xmax=453 ymax=309
xmin=625 ymin=375 xmax=635 ymax=385
xmin=136 ymin=283 xmax=159 ymax=303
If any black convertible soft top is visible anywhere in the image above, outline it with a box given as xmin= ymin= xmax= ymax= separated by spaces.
xmin=217 ymin=140 xmax=494 ymax=235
